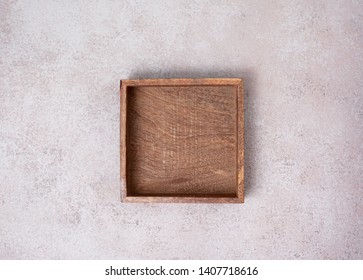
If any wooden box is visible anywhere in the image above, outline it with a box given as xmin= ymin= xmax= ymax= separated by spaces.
xmin=120 ymin=78 xmax=244 ymax=203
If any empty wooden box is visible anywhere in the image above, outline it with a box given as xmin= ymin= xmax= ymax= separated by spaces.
xmin=120 ymin=78 xmax=244 ymax=203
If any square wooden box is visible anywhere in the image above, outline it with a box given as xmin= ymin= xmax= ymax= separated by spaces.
xmin=120 ymin=78 xmax=244 ymax=203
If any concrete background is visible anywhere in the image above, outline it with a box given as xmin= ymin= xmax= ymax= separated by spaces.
xmin=1 ymin=0 xmax=362 ymax=259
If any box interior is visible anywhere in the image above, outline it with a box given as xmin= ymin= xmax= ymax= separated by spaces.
xmin=126 ymin=85 xmax=238 ymax=197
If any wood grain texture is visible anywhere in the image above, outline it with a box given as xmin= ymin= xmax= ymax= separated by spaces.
xmin=120 ymin=78 xmax=244 ymax=203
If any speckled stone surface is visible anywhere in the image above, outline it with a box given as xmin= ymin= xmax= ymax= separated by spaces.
xmin=1 ymin=0 xmax=362 ymax=259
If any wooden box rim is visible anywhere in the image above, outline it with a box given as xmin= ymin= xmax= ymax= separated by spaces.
xmin=120 ymin=78 xmax=244 ymax=203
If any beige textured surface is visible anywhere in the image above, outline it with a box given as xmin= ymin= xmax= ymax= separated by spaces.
xmin=0 ymin=0 xmax=362 ymax=259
